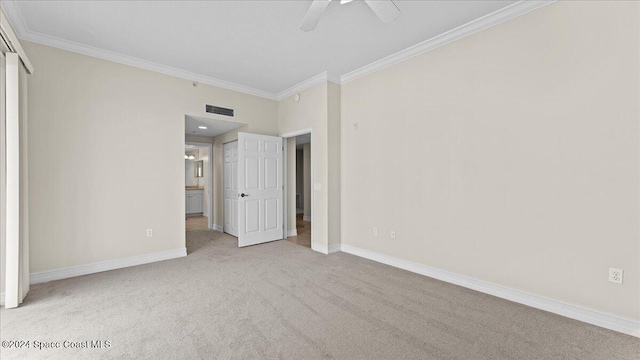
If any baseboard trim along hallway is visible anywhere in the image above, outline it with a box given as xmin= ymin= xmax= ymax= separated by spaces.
xmin=29 ymin=248 xmax=187 ymax=285
xmin=338 ymin=244 xmax=640 ymax=338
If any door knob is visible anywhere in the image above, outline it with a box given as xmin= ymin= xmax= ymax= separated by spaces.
xmin=240 ymin=193 xmax=249 ymax=197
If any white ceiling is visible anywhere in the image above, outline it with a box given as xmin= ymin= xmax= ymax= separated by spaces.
xmin=185 ymin=115 xmax=245 ymax=137
xmin=5 ymin=0 xmax=516 ymax=96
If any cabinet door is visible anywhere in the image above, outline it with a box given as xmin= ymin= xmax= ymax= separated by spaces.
xmin=191 ymin=194 xmax=203 ymax=213
xmin=186 ymin=195 xmax=193 ymax=214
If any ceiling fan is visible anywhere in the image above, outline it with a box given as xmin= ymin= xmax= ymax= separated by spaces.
xmin=300 ymin=0 xmax=400 ymax=32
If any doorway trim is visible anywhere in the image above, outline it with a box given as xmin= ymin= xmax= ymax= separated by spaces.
xmin=281 ymin=128 xmax=314 ymax=251
xmin=185 ymin=141 xmax=213 ymax=230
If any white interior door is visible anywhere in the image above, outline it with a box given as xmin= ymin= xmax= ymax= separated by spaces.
xmin=223 ymin=141 xmax=238 ymax=237
xmin=237 ymin=132 xmax=283 ymax=247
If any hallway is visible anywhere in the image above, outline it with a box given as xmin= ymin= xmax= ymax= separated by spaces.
xmin=286 ymin=214 xmax=311 ymax=248
xmin=186 ymin=216 xmax=209 ymax=232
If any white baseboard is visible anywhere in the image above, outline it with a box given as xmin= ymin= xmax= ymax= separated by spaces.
xmin=212 ymin=224 xmax=223 ymax=232
xmin=30 ymin=248 xmax=187 ymax=285
xmin=311 ymin=243 xmax=328 ymax=254
xmin=303 ymin=216 xmax=311 ymax=222
xmin=340 ymin=244 xmax=640 ymax=338
xmin=311 ymin=243 xmax=341 ymax=255
xmin=287 ymin=229 xmax=298 ymax=237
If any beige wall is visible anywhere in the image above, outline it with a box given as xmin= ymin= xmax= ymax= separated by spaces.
xmin=341 ymin=1 xmax=640 ymax=321
xmin=24 ymin=41 xmax=278 ymax=273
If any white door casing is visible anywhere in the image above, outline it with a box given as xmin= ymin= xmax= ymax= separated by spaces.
xmin=237 ymin=133 xmax=283 ymax=247
xmin=4 ymin=52 xmax=20 ymax=308
xmin=223 ymin=141 xmax=239 ymax=237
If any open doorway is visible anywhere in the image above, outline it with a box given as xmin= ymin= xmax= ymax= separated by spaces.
xmin=184 ymin=115 xmax=244 ymax=234
xmin=283 ymin=131 xmax=312 ymax=248
xmin=185 ymin=142 xmax=211 ymax=232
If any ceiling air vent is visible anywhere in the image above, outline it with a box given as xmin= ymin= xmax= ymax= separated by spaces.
xmin=206 ymin=104 xmax=234 ymax=117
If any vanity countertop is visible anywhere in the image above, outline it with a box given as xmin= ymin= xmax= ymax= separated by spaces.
xmin=186 ymin=186 xmax=204 ymax=190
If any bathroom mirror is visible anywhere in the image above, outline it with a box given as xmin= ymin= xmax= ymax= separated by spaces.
xmin=195 ymin=160 xmax=204 ymax=178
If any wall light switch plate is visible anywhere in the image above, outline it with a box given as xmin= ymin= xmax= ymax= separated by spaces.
xmin=314 ymin=183 xmax=322 ymax=191
xmin=609 ymin=268 xmax=623 ymax=284
xmin=390 ymin=231 xmax=396 ymax=239
xmin=373 ymin=227 xmax=379 ymax=236
xmin=146 ymin=229 xmax=153 ymax=237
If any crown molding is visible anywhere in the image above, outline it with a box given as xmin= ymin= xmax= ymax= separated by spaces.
xmin=2 ymin=0 xmax=555 ymax=100
xmin=275 ymin=71 xmax=328 ymax=101
xmin=4 ymin=0 xmax=331 ymax=100
xmin=0 ymin=2 xmax=33 ymax=73
xmin=21 ymin=31 xmax=279 ymax=100
xmin=340 ymin=0 xmax=555 ymax=84
xmin=1 ymin=1 xmax=279 ymax=100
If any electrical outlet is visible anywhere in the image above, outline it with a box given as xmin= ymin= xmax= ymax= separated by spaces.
xmin=146 ymin=229 xmax=153 ymax=237
xmin=373 ymin=227 xmax=379 ymax=236
xmin=390 ymin=230 xmax=396 ymax=239
xmin=609 ymin=268 xmax=623 ymax=284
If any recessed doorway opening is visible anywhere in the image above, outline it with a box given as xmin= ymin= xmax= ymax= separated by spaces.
xmin=282 ymin=129 xmax=312 ymax=249
xmin=185 ymin=142 xmax=211 ymax=232
xmin=184 ymin=114 xmax=244 ymax=234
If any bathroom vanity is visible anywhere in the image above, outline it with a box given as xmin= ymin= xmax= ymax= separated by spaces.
xmin=186 ymin=187 xmax=204 ymax=215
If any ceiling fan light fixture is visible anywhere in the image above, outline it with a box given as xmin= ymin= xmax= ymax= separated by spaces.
xmin=301 ymin=0 xmax=400 ymax=32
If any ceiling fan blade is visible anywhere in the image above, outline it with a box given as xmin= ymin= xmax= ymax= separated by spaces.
xmin=364 ymin=0 xmax=400 ymax=23
xmin=300 ymin=0 xmax=331 ymax=32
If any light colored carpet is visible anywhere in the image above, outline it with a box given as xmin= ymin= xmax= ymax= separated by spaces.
xmin=1 ymin=230 xmax=638 ymax=359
